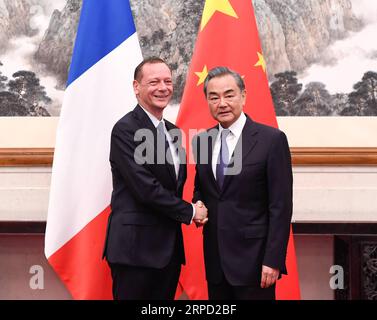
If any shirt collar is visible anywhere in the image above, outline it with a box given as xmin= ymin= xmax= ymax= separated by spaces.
xmin=219 ymin=112 xmax=246 ymax=139
xmin=139 ymin=104 xmax=164 ymax=129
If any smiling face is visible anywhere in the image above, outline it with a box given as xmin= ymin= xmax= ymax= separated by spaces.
xmin=206 ymin=74 xmax=246 ymax=128
xmin=133 ymin=62 xmax=173 ymax=118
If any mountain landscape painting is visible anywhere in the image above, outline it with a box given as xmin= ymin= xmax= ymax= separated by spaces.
xmin=259 ymin=0 xmax=377 ymax=116
xmin=0 ymin=0 xmax=376 ymax=117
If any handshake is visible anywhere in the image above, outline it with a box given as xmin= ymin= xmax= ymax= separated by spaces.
xmin=193 ymin=200 xmax=208 ymax=227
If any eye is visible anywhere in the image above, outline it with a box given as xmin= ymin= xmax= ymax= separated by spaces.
xmin=165 ymin=80 xmax=172 ymax=85
xmin=149 ymin=81 xmax=158 ymax=86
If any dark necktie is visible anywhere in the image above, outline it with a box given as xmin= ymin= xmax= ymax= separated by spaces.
xmin=216 ymin=129 xmax=230 ymax=189
xmin=157 ymin=121 xmax=177 ymax=180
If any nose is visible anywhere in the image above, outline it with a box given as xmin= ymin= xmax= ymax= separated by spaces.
xmin=157 ymin=80 xmax=170 ymax=91
xmin=157 ymin=82 xmax=166 ymax=90
xmin=218 ymin=96 xmax=227 ymax=107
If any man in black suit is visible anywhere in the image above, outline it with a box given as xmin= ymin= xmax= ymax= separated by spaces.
xmin=103 ymin=57 xmax=208 ymax=300
xmin=192 ymin=66 xmax=293 ymax=300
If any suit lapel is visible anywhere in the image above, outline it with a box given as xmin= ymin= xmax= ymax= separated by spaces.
xmin=221 ymin=116 xmax=258 ymax=193
xmin=177 ymin=162 xmax=186 ymax=191
xmin=133 ymin=104 xmax=157 ymax=132
xmin=206 ymin=126 xmax=221 ymax=195
xmin=238 ymin=116 xmax=259 ymax=162
xmin=133 ymin=105 xmax=177 ymax=185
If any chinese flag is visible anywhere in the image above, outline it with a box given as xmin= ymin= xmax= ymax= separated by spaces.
xmin=176 ymin=0 xmax=301 ymax=300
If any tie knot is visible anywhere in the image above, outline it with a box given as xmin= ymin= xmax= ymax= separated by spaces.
xmin=157 ymin=121 xmax=165 ymax=135
xmin=221 ymin=128 xmax=231 ymax=140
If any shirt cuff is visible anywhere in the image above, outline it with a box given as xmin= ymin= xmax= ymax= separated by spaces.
xmin=190 ymin=203 xmax=196 ymax=224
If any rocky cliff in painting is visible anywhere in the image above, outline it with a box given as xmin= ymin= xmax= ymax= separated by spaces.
xmin=33 ymin=0 xmax=81 ymax=88
xmin=254 ymin=0 xmax=361 ymax=80
xmin=33 ymin=0 xmax=360 ymax=93
xmin=0 ymin=0 xmax=41 ymax=52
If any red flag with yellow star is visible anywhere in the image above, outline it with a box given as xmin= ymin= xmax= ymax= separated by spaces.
xmin=176 ymin=0 xmax=301 ymax=299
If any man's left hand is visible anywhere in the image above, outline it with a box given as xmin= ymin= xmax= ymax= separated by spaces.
xmin=260 ymin=265 xmax=279 ymax=288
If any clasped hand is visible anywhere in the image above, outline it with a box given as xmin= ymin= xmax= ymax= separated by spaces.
xmin=193 ymin=200 xmax=208 ymax=227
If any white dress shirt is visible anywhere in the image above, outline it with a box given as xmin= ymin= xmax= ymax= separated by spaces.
xmin=212 ymin=112 xmax=247 ymax=179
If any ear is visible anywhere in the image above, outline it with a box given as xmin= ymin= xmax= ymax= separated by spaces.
xmin=133 ymin=80 xmax=139 ymax=95
xmin=242 ymin=89 xmax=247 ymax=106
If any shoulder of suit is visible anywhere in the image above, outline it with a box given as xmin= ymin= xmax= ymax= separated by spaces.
xmin=249 ymin=119 xmax=285 ymax=138
xmin=111 ymin=107 xmax=138 ymax=134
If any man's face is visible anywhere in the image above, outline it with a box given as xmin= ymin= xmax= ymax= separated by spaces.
xmin=206 ymin=74 xmax=246 ymax=128
xmin=133 ymin=62 xmax=173 ymax=113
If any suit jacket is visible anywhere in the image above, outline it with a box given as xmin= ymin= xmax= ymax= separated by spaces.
xmin=103 ymin=105 xmax=193 ymax=269
xmin=192 ymin=115 xmax=293 ymax=286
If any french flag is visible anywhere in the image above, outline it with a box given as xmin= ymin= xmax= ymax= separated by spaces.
xmin=44 ymin=0 xmax=142 ymax=299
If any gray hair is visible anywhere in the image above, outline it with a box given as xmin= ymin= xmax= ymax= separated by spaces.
xmin=203 ymin=66 xmax=245 ymax=96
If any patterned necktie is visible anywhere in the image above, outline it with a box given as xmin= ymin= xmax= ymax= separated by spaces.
xmin=216 ymin=129 xmax=230 ymax=189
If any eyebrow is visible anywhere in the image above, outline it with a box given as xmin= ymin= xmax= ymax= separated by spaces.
xmin=147 ymin=77 xmax=172 ymax=82
xmin=208 ymin=89 xmax=235 ymax=95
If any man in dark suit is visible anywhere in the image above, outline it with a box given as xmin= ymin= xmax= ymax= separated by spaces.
xmin=192 ymin=66 xmax=293 ymax=300
xmin=103 ymin=57 xmax=208 ymax=300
